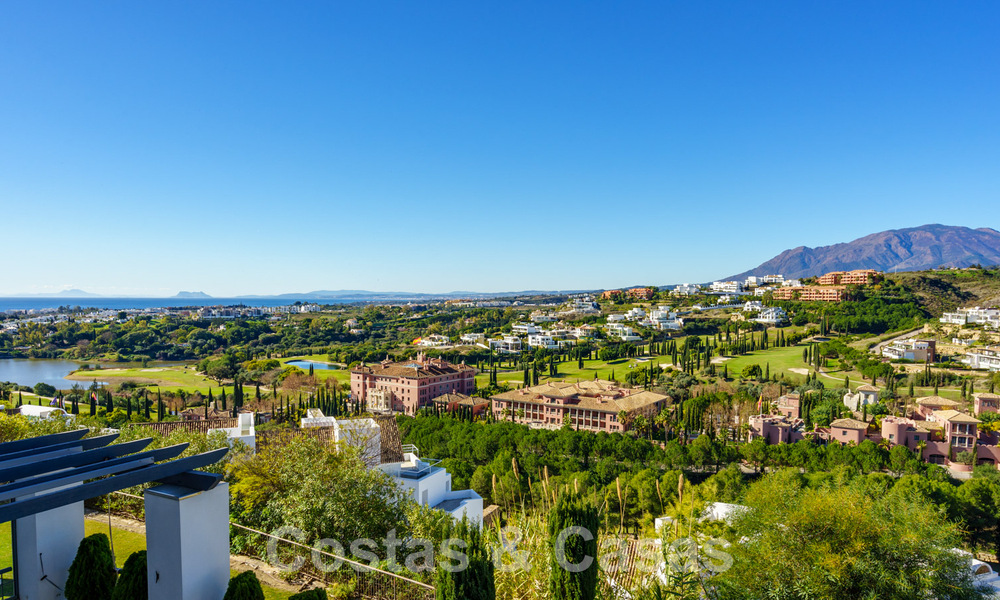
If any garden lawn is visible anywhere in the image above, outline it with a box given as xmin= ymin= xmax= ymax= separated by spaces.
xmin=712 ymin=344 xmax=813 ymax=383
xmin=64 ymin=365 xmax=254 ymax=396
xmin=475 ymin=356 xmax=673 ymax=388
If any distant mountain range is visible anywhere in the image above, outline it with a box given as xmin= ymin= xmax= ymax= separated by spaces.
xmin=729 ymin=224 xmax=1000 ymax=281
xmin=9 ymin=288 xmax=103 ymax=298
xmin=4 ymin=289 xmax=593 ymax=301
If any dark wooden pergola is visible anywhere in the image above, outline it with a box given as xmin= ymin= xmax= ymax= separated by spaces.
xmin=0 ymin=428 xmax=228 ymax=599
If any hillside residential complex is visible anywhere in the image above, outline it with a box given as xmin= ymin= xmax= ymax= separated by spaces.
xmin=817 ymin=269 xmax=881 ymax=285
xmin=351 ymin=353 xmax=476 ymax=415
xmin=771 ymin=286 xmax=846 ymax=302
xmin=940 ymin=306 xmax=1000 ymax=328
xmin=491 ymin=379 xmax=668 ymax=433
xmin=963 ymin=347 xmax=1000 ymax=372
xmin=749 ymin=389 xmax=1000 ymax=470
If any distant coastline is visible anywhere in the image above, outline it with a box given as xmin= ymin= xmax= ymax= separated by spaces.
xmin=0 ymin=297 xmax=325 ymax=312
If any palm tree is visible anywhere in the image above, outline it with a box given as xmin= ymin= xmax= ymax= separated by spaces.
xmin=618 ymin=410 xmax=634 ymax=431
xmin=654 ymin=409 xmax=671 ymax=445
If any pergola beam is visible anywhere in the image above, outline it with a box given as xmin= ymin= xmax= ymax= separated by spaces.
xmin=0 ymin=429 xmax=88 ymax=455
xmin=0 ymin=444 xmax=189 ymax=502
xmin=0 ymin=437 xmax=153 ymax=482
xmin=0 ymin=433 xmax=119 ymax=470
xmin=0 ymin=448 xmax=229 ymax=523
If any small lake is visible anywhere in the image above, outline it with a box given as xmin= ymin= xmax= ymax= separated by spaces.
xmin=0 ymin=359 xmax=101 ymax=390
xmin=285 ymin=360 xmax=340 ymax=371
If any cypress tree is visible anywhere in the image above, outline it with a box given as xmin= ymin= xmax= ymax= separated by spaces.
xmin=111 ymin=551 xmax=147 ymax=600
xmin=143 ymin=390 xmax=150 ymax=420
xmin=548 ymin=494 xmax=599 ymax=600
xmin=65 ymin=533 xmax=117 ymax=600
xmin=435 ymin=517 xmax=494 ymax=600
xmin=222 ymin=571 xmax=265 ymax=600
xmin=156 ymin=389 xmax=163 ymax=422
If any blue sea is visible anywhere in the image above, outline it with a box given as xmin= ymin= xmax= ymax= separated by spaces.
xmin=0 ymin=297 xmax=321 ymax=313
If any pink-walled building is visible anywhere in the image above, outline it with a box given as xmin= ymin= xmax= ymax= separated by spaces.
xmin=828 ymin=418 xmax=869 ymax=445
xmin=351 ymin=353 xmax=476 ymax=415
xmin=974 ymin=392 xmax=1000 ymax=416
xmin=931 ymin=410 xmax=980 ymax=451
xmin=490 ymin=380 xmax=668 ymax=433
xmin=915 ymin=396 xmax=962 ymax=419
xmin=880 ymin=416 xmax=930 ymax=452
xmin=748 ymin=414 xmax=806 ymax=445
xmin=775 ymin=393 xmax=801 ymax=420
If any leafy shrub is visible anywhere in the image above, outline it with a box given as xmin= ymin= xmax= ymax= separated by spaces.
xmin=289 ymin=589 xmax=328 ymax=600
xmin=65 ymin=533 xmax=118 ymax=600
xmin=111 ymin=550 xmax=147 ymax=600
xmin=222 ymin=571 xmax=265 ymax=600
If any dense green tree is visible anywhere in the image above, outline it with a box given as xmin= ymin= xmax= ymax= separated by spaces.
xmin=715 ymin=472 xmax=989 ymax=600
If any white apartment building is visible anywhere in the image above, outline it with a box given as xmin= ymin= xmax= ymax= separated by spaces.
xmin=418 ymin=334 xmax=451 ymax=347
xmin=607 ymin=314 xmax=626 ymax=323
xmin=624 ymin=307 xmax=646 ymax=321
xmin=460 ymin=333 xmax=486 ymax=345
xmin=512 ymin=322 xmax=541 ymax=335
xmin=672 ymin=284 xmax=702 ymax=296
xmin=527 ymin=334 xmax=559 ymax=350
xmin=964 ymin=347 xmax=1000 ymax=372
xmin=754 ymin=307 xmax=789 ymax=326
xmin=489 ymin=335 xmax=522 ymax=354
xmin=941 ymin=307 xmax=1000 ymax=327
xmin=782 ymin=279 xmax=803 ymax=288
xmin=710 ymin=281 xmax=744 ymax=294
xmin=743 ymin=301 xmax=764 ymax=312
xmin=568 ymin=298 xmax=598 ymax=311
xmin=530 ymin=311 xmax=557 ymax=323
xmin=378 ymin=447 xmax=483 ymax=524
xmin=606 ymin=323 xmax=643 ymax=342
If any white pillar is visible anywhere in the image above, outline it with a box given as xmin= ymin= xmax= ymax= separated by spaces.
xmin=144 ymin=482 xmax=229 ymax=600
xmin=14 ymin=501 xmax=85 ymax=600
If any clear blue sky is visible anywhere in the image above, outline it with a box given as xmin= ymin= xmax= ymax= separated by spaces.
xmin=2 ymin=2 xmax=998 ymax=296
